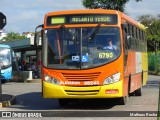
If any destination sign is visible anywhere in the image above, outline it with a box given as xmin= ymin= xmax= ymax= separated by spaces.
xmin=71 ymin=16 xmax=111 ymax=23
xmin=47 ymin=14 xmax=117 ymax=25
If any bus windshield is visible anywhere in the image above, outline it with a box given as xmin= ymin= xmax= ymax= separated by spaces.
xmin=0 ymin=48 xmax=12 ymax=69
xmin=44 ymin=26 xmax=121 ymax=69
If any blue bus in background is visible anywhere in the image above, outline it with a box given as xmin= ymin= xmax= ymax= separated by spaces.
xmin=0 ymin=44 xmax=19 ymax=83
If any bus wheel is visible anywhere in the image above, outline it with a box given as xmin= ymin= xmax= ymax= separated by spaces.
xmin=119 ymin=95 xmax=128 ymax=105
xmin=1 ymin=80 xmax=6 ymax=84
xmin=134 ymin=86 xmax=142 ymax=96
xmin=58 ymin=99 xmax=70 ymax=107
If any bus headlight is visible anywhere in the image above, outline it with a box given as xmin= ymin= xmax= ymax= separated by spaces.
xmin=44 ymin=74 xmax=60 ymax=85
xmin=103 ymin=73 xmax=120 ymax=85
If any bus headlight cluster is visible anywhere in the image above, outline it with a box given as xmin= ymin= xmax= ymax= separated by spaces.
xmin=44 ymin=74 xmax=60 ymax=85
xmin=103 ymin=73 xmax=120 ymax=85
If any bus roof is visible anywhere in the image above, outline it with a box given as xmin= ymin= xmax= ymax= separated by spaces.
xmin=46 ymin=9 xmax=118 ymax=16
xmin=121 ymin=12 xmax=146 ymax=30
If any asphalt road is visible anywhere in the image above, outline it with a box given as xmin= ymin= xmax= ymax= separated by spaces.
xmin=1 ymin=75 xmax=159 ymax=120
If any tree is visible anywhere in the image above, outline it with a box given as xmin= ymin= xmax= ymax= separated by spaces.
xmin=82 ymin=0 xmax=142 ymax=12
xmin=147 ymin=20 xmax=160 ymax=53
xmin=137 ymin=14 xmax=160 ymax=52
xmin=2 ymin=32 xmax=26 ymax=42
xmin=137 ymin=14 xmax=160 ymax=72
xmin=137 ymin=14 xmax=156 ymax=26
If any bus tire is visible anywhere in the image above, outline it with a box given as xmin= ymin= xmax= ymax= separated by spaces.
xmin=134 ymin=72 xmax=143 ymax=96
xmin=58 ymin=99 xmax=70 ymax=107
xmin=134 ymin=86 xmax=142 ymax=96
xmin=1 ymin=80 xmax=6 ymax=84
xmin=119 ymin=95 xmax=128 ymax=105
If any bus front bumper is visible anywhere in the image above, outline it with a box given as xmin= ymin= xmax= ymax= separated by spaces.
xmin=1 ymin=73 xmax=12 ymax=80
xmin=43 ymin=80 xmax=123 ymax=99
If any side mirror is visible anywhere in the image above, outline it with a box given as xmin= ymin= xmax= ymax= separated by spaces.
xmin=34 ymin=24 xmax=43 ymax=46
xmin=35 ymin=32 xmax=42 ymax=46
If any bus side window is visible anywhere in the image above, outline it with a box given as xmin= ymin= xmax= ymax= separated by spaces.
xmin=122 ymin=23 xmax=131 ymax=51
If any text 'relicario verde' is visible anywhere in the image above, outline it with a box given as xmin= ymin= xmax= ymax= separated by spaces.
xmin=71 ymin=16 xmax=111 ymax=23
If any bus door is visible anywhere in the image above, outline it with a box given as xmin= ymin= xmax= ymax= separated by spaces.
xmin=11 ymin=50 xmax=20 ymax=81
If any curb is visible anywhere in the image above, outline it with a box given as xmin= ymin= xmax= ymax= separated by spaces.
xmin=0 ymin=94 xmax=16 ymax=108
xmin=26 ymin=79 xmax=41 ymax=83
xmin=12 ymin=79 xmax=42 ymax=83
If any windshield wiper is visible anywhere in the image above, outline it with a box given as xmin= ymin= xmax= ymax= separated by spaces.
xmin=60 ymin=25 xmax=73 ymax=40
xmin=88 ymin=24 xmax=101 ymax=43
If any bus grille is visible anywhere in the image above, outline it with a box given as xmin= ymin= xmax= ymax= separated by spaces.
xmin=65 ymin=90 xmax=99 ymax=95
xmin=62 ymin=72 xmax=101 ymax=81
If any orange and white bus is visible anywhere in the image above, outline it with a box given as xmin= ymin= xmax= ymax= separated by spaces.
xmin=35 ymin=9 xmax=148 ymax=106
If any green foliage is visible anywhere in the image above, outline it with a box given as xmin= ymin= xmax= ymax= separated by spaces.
xmin=148 ymin=53 xmax=155 ymax=71
xmin=82 ymin=0 xmax=142 ymax=12
xmin=148 ymin=52 xmax=160 ymax=74
xmin=137 ymin=14 xmax=156 ymax=26
xmin=2 ymin=32 xmax=26 ymax=42
xmin=137 ymin=14 xmax=160 ymax=52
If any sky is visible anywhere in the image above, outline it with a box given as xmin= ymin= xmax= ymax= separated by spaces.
xmin=1 ymin=0 xmax=160 ymax=33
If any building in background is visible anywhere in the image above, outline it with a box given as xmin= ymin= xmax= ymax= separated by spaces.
xmin=0 ymin=29 xmax=7 ymax=41
xmin=22 ymin=32 xmax=34 ymax=38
